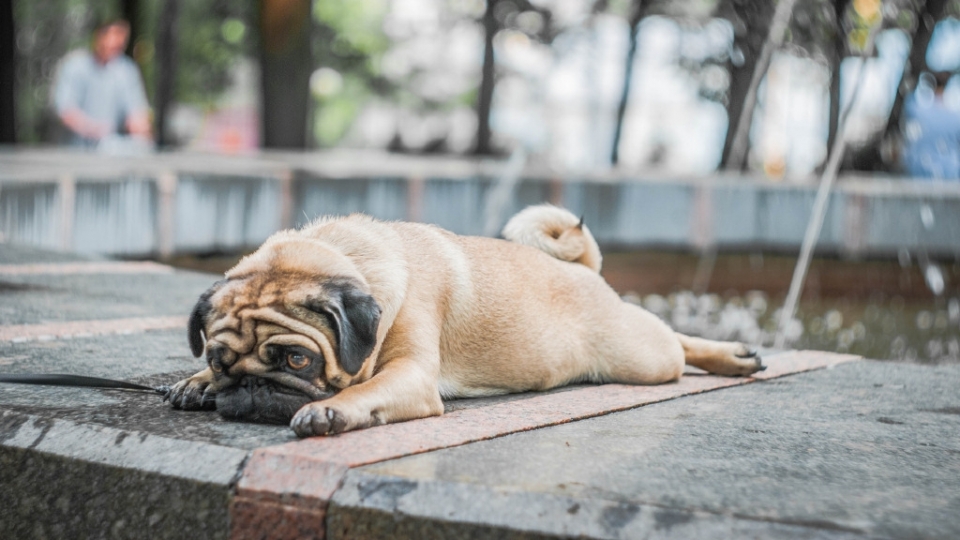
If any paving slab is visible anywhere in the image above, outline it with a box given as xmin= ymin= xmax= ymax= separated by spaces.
xmin=0 ymin=262 xmax=214 ymax=325
xmin=331 ymin=360 xmax=960 ymax=540
xmin=2 ymin=243 xmax=954 ymax=539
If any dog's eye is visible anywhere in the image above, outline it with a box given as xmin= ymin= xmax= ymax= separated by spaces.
xmin=286 ymin=353 xmax=310 ymax=370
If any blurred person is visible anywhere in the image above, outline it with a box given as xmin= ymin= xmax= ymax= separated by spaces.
xmin=902 ymin=71 xmax=960 ymax=180
xmin=52 ymin=18 xmax=152 ymax=151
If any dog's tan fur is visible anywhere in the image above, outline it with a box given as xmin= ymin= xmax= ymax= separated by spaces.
xmin=170 ymin=205 xmax=762 ymax=437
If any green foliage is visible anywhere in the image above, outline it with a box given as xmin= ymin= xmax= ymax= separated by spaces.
xmin=314 ymin=74 xmax=367 ymax=145
xmin=310 ymin=0 xmax=395 ymax=146
xmin=149 ymin=0 xmax=253 ymax=107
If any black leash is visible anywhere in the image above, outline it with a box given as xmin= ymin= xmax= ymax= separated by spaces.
xmin=0 ymin=373 xmax=216 ymax=408
xmin=0 ymin=373 xmax=158 ymax=392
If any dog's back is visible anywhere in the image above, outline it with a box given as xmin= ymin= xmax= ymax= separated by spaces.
xmin=501 ymin=204 xmax=602 ymax=272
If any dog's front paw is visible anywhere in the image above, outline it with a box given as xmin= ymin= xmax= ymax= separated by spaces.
xmin=290 ymin=401 xmax=381 ymax=437
xmin=291 ymin=403 xmax=348 ymax=437
xmin=165 ymin=371 xmax=217 ymax=410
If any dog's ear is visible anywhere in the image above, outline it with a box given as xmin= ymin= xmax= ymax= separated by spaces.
xmin=188 ymin=280 xmax=226 ymax=358
xmin=305 ymin=279 xmax=381 ymax=375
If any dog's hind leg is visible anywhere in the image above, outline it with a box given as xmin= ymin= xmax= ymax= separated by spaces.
xmin=675 ymin=333 xmax=765 ymax=376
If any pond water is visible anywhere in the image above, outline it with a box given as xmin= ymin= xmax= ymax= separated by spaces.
xmin=166 ymin=249 xmax=960 ymax=364
xmin=603 ymin=251 xmax=960 ymax=364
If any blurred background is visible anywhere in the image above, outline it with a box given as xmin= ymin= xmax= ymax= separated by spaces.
xmin=1 ymin=0 xmax=959 ymax=362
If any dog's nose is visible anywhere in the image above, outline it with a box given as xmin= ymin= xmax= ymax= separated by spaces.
xmin=239 ymin=376 xmax=266 ymax=388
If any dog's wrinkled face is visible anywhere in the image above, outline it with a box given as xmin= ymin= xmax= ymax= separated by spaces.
xmin=216 ymin=345 xmax=327 ymax=424
xmin=187 ymin=240 xmax=382 ymax=424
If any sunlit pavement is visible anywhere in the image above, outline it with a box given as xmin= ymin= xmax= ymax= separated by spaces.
xmin=1 ymin=244 xmax=958 ymax=539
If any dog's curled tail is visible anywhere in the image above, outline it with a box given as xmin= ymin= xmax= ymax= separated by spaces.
xmin=502 ymin=204 xmax=602 ymax=273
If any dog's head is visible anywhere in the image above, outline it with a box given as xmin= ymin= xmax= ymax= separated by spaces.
xmin=188 ymin=235 xmax=381 ymax=424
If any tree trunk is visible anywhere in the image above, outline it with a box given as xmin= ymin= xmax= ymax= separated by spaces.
xmin=721 ymin=0 xmax=799 ymax=172
xmin=882 ymin=0 xmax=946 ymax=139
xmin=0 ymin=0 xmax=15 ymax=144
xmin=120 ymin=0 xmax=141 ymax=59
xmin=610 ymin=1 xmax=644 ymax=166
xmin=474 ymin=0 xmax=497 ymax=156
xmin=718 ymin=0 xmax=775 ymax=170
xmin=825 ymin=0 xmax=849 ymax=156
xmin=719 ymin=55 xmax=758 ymax=170
xmin=155 ymin=0 xmax=179 ymax=147
xmin=259 ymin=0 xmax=313 ymax=149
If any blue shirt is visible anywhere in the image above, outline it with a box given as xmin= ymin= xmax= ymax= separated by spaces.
xmin=902 ymin=92 xmax=960 ymax=180
xmin=53 ymin=50 xmax=149 ymax=146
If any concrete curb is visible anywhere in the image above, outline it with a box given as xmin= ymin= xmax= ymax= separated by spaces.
xmin=0 ymin=409 xmax=247 ymax=539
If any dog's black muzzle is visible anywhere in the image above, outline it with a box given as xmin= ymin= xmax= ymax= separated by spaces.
xmin=216 ymin=376 xmax=334 ymax=425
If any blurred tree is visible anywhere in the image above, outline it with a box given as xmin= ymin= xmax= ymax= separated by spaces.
xmin=826 ymin=0 xmax=851 ymax=157
xmin=845 ymin=0 xmax=957 ymax=171
xmin=154 ymin=0 xmax=178 ymax=147
xmin=12 ymin=0 xmax=94 ymax=143
xmin=309 ymin=0 xmax=392 ymax=147
xmin=172 ymin=1 xmax=253 ymax=105
xmin=716 ymin=0 xmax=776 ymax=170
xmin=882 ymin=0 xmax=947 ymax=145
xmin=120 ymin=0 xmax=142 ymax=58
xmin=474 ymin=0 xmax=555 ymax=155
xmin=611 ymin=0 xmax=648 ymax=165
xmin=476 ymin=0 xmax=497 ymax=155
xmin=1 ymin=0 xmax=14 ymax=143
xmin=259 ymin=0 xmax=312 ymax=149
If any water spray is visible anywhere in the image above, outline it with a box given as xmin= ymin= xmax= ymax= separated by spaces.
xmin=774 ymin=22 xmax=882 ymax=349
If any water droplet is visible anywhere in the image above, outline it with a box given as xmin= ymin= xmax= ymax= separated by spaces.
xmin=948 ymin=339 xmax=960 ymax=359
xmin=891 ymin=336 xmax=907 ymax=356
xmin=949 ymin=299 xmax=960 ymax=323
xmin=730 ymin=46 xmax=745 ymax=67
xmin=935 ymin=311 xmax=949 ymax=330
xmin=916 ymin=311 xmax=933 ymax=331
xmin=920 ymin=204 xmax=935 ymax=230
xmin=825 ymin=310 xmax=843 ymax=332
xmin=851 ymin=322 xmax=866 ymax=340
xmin=784 ymin=318 xmax=804 ymax=342
xmin=643 ymin=294 xmax=667 ymax=314
xmin=809 ymin=317 xmax=824 ymax=335
xmin=746 ymin=290 xmax=767 ymax=316
xmin=897 ymin=249 xmax=911 ymax=267
xmin=837 ymin=329 xmax=855 ymax=350
xmin=923 ymin=264 xmax=945 ymax=296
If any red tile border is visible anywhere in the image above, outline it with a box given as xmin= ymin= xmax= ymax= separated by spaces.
xmin=0 ymin=261 xmax=174 ymax=275
xmin=230 ymin=498 xmax=326 ymax=540
xmin=0 ymin=316 xmax=188 ymax=343
xmin=230 ymin=350 xmax=859 ymax=539
xmin=237 ymin=452 xmax=348 ymax=509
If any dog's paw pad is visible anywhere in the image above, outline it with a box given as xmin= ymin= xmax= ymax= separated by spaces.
xmin=292 ymin=405 xmax=347 ymax=437
xmin=326 ymin=407 xmax=348 ymax=434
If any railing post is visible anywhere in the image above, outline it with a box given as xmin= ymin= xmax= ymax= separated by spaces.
xmin=157 ymin=172 xmax=178 ymax=259
xmin=57 ymin=174 xmax=76 ymax=251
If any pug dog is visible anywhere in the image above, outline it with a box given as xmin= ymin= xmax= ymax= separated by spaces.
xmin=167 ymin=205 xmax=763 ymax=437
